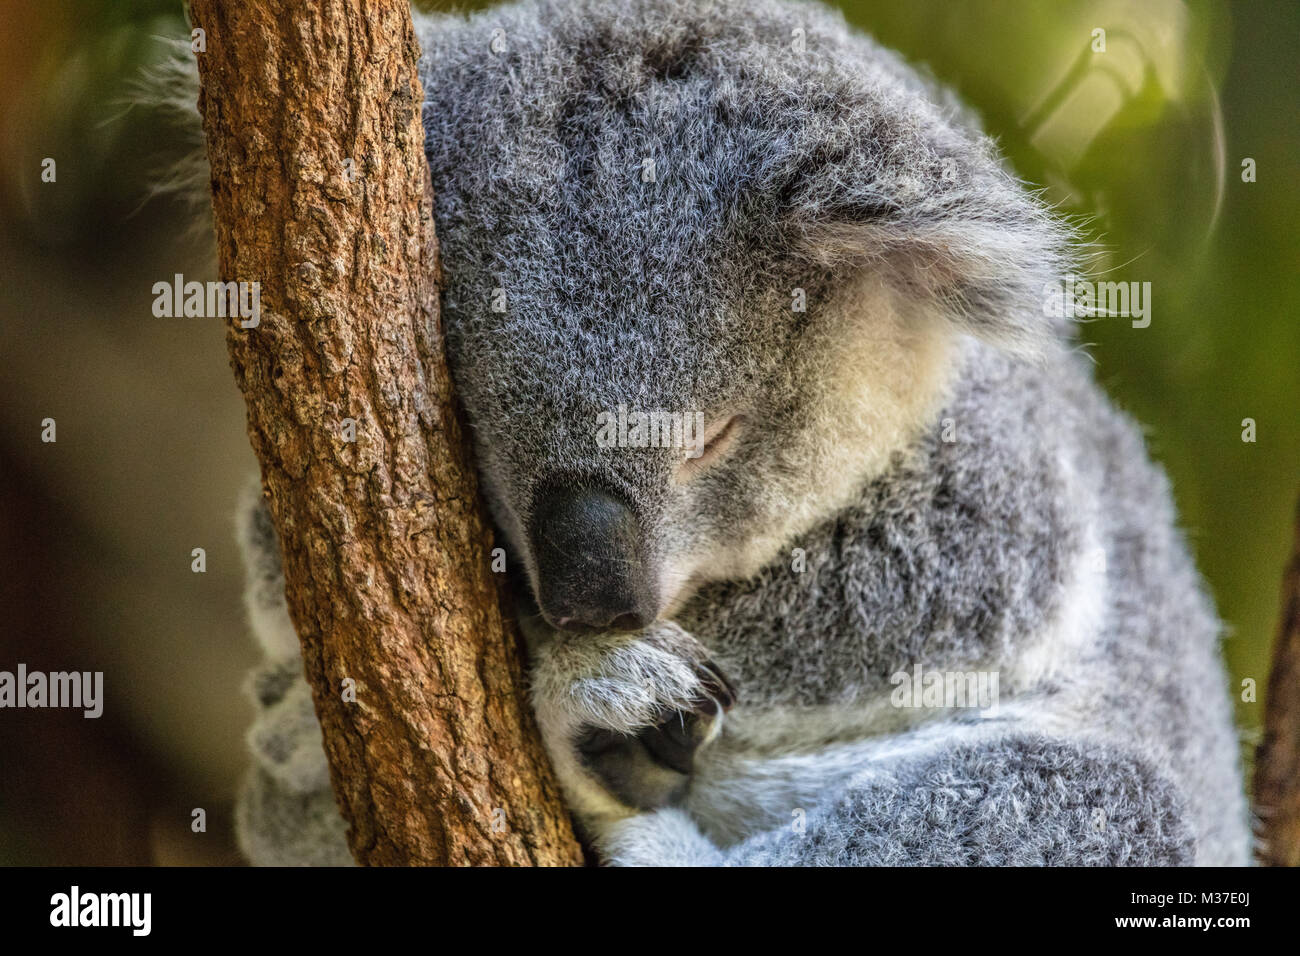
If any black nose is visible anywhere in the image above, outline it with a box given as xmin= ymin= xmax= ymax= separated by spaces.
xmin=529 ymin=481 xmax=657 ymax=632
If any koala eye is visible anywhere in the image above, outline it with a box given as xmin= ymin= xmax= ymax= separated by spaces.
xmin=676 ymin=413 xmax=746 ymax=483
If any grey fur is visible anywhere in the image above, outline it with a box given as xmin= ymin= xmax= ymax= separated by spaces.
xmin=237 ymin=657 xmax=354 ymax=867
xmin=213 ymin=0 xmax=1250 ymax=865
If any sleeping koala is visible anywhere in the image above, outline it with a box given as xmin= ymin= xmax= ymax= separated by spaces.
xmin=228 ymin=0 xmax=1251 ymax=865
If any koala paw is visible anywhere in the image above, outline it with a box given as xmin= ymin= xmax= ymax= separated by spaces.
xmin=529 ymin=621 xmax=736 ymax=813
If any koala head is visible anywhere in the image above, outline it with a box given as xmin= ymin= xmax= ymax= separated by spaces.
xmin=419 ymin=0 xmax=1072 ymax=631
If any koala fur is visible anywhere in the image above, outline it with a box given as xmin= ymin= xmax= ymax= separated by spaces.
xmin=218 ymin=0 xmax=1251 ymax=865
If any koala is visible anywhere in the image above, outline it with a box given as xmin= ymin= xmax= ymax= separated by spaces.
xmin=220 ymin=0 xmax=1252 ymax=865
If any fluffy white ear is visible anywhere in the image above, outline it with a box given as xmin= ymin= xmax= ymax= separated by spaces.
xmin=772 ymin=125 xmax=1076 ymax=360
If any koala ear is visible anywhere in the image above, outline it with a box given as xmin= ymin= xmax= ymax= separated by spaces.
xmin=777 ymin=142 xmax=1075 ymax=360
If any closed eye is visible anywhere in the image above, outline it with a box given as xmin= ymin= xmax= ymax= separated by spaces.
xmin=676 ymin=413 xmax=746 ymax=482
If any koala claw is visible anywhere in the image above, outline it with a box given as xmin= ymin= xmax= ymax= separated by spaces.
xmin=693 ymin=659 xmax=738 ymax=713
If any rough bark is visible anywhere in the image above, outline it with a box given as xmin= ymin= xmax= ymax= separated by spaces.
xmin=1256 ymin=490 xmax=1300 ymax=867
xmin=189 ymin=0 xmax=582 ymax=866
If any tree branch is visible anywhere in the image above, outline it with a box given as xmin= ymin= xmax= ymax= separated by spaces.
xmin=190 ymin=0 xmax=582 ymax=866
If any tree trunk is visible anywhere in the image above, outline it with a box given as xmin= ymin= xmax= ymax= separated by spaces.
xmin=1256 ymin=490 xmax=1300 ymax=866
xmin=189 ymin=0 xmax=582 ymax=866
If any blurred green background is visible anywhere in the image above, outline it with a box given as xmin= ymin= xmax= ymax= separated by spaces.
xmin=0 ymin=0 xmax=1295 ymax=864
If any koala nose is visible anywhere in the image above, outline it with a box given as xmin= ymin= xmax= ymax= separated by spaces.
xmin=529 ymin=481 xmax=657 ymax=632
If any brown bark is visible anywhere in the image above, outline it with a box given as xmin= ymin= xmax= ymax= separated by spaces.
xmin=1256 ymin=490 xmax=1300 ymax=866
xmin=189 ymin=0 xmax=582 ymax=865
